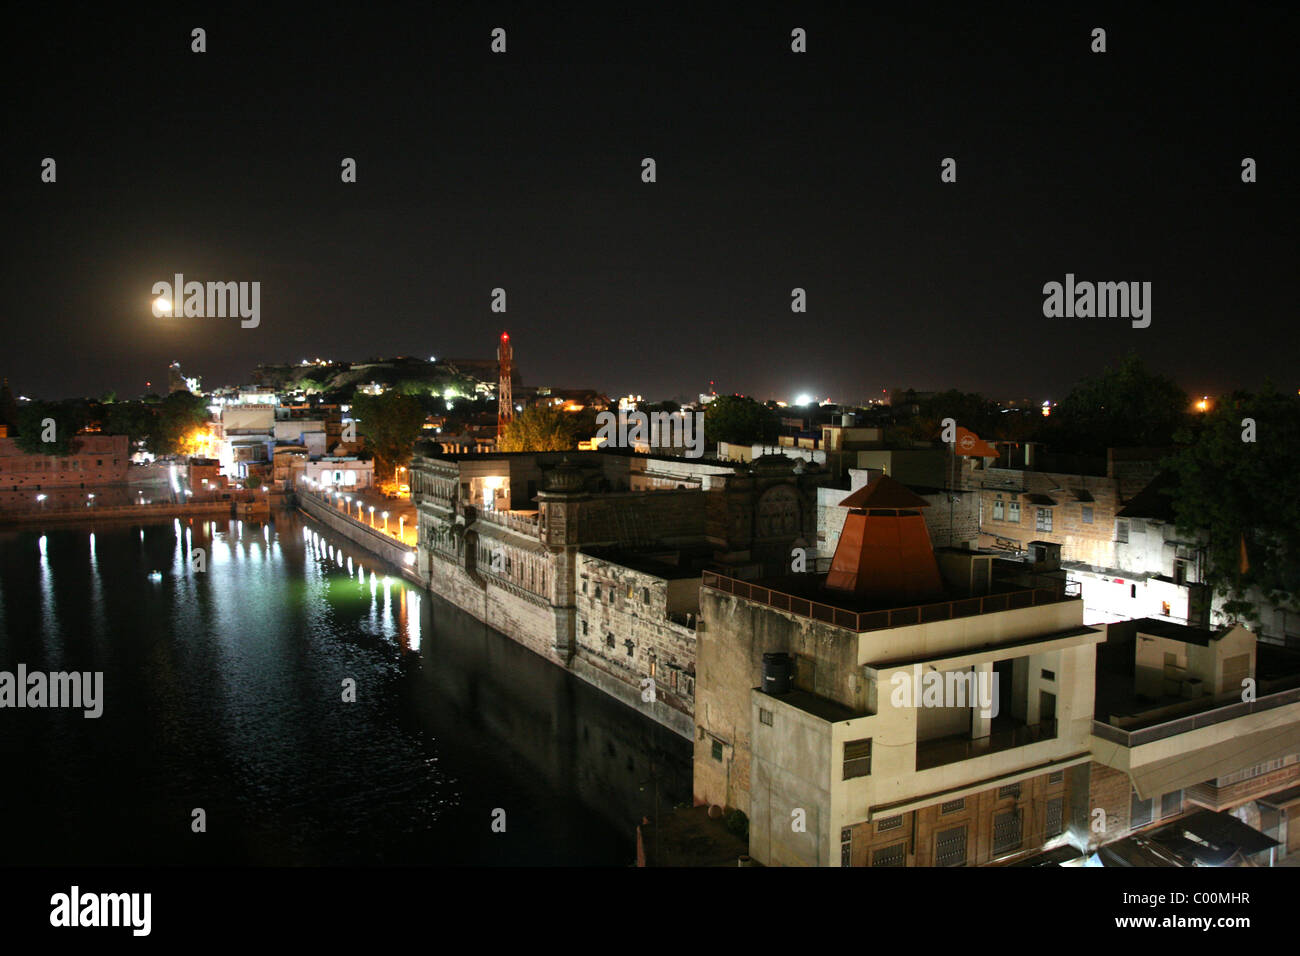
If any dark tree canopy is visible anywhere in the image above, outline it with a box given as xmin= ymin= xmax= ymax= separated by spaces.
xmin=1165 ymin=385 xmax=1300 ymax=624
xmin=1046 ymin=353 xmax=1189 ymax=455
xmin=13 ymin=400 xmax=86 ymax=455
xmin=703 ymin=395 xmax=778 ymax=446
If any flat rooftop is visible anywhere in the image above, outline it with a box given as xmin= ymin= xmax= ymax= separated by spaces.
xmin=755 ymin=687 xmax=864 ymax=723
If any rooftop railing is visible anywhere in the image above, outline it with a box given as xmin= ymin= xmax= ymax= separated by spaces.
xmin=700 ymin=571 xmax=1074 ymax=633
xmin=1091 ymin=685 xmax=1300 ymax=747
xmin=477 ymin=508 xmax=540 ymax=536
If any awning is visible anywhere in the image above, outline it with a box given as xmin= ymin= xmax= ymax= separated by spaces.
xmin=1024 ymin=493 xmax=1057 ymax=506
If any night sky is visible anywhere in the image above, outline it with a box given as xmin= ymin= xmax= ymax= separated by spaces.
xmin=4 ymin=3 xmax=1295 ymax=404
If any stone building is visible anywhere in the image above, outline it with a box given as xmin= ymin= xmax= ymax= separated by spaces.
xmin=409 ymin=447 xmax=830 ymax=736
xmin=0 ymin=433 xmax=130 ymax=490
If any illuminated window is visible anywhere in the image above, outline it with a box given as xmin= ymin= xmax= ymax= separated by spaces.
xmin=1007 ymin=501 xmax=1021 ymax=523
xmin=1036 ymin=508 xmax=1052 ymax=532
xmin=993 ymin=498 xmax=1004 ymax=521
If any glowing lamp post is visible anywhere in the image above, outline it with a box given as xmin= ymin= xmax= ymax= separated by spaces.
xmin=381 ymin=510 xmax=389 ymax=533
xmin=368 ymin=505 xmax=375 ymax=528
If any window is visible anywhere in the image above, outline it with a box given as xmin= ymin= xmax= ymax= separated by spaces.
xmin=1041 ymin=669 xmax=1055 ymax=682
xmin=624 ymin=639 xmax=634 ymax=657
xmin=843 ymin=739 xmax=872 ymax=779
xmin=998 ymin=783 xmax=1021 ymax=800
xmin=582 ymin=580 xmax=588 ymax=594
xmin=992 ymin=809 xmax=1023 ymax=856
xmin=935 ymin=825 xmax=967 ymax=866
xmin=1130 ymin=584 xmax=1137 ymax=599
xmin=1115 ymin=519 xmax=1129 ymax=544
xmin=1048 ymin=770 xmax=1065 ymax=784
xmin=759 ymin=708 xmax=773 ymax=727
xmin=1046 ymin=797 xmax=1064 ymax=838
xmin=581 ymin=620 xmax=588 ymax=635
xmin=876 ymin=815 xmax=903 ymax=833
xmin=841 ymin=841 xmax=852 ymax=867
xmin=993 ymin=498 xmax=1004 ymax=521
xmin=594 ymin=585 xmax=601 ymax=599
xmin=605 ymin=634 xmax=615 ymax=650
xmin=641 ymin=588 xmax=650 ymax=604
xmin=711 ymin=740 xmax=723 ymax=762
xmin=871 ymin=843 xmax=906 ymax=867
xmin=940 ymin=798 xmax=965 ymax=815
xmin=1161 ymin=790 xmax=1183 ymax=818
xmin=1081 ymin=505 xmax=1093 ymax=524
xmin=1131 ymin=791 xmax=1153 ymax=828
xmin=1036 ymin=508 xmax=1052 ymax=532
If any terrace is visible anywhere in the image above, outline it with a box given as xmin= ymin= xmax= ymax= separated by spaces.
xmin=701 ymin=570 xmax=1080 ymax=634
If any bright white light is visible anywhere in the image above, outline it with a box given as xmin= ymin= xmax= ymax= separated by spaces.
xmin=794 ymin=394 xmax=814 ymax=406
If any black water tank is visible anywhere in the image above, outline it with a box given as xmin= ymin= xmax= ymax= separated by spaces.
xmin=762 ymin=652 xmax=794 ymax=695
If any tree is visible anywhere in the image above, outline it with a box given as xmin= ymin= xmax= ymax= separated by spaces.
xmin=1165 ymin=385 xmax=1300 ymax=626
xmin=1046 ymin=353 xmax=1189 ymax=455
xmin=14 ymin=400 xmax=85 ymax=455
xmin=351 ymin=391 xmax=426 ymax=479
xmin=154 ymin=391 xmax=210 ymax=456
xmin=103 ymin=401 xmax=157 ymax=451
xmin=498 ymin=405 xmax=578 ymax=452
xmin=703 ymin=395 xmax=778 ymax=446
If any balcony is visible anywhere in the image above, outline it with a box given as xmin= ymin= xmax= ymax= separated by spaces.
xmin=476 ymin=508 xmax=540 ymax=537
xmin=915 ymin=719 xmax=1058 ymax=771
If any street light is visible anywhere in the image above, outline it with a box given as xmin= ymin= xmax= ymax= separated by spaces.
xmin=381 ymin=510 xmax=389 ymax=532
xmin=36 ymin=493 xmax=47 ymax=511
xmin=368 ymin=505 xmax=375 ymax=527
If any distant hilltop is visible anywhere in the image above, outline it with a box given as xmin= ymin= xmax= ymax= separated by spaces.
xmin=250 ymin=355 xmax=522 ymax=396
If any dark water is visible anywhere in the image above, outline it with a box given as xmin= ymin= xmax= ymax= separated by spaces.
xmin=0 ymin=512 xmax=690 ymax=865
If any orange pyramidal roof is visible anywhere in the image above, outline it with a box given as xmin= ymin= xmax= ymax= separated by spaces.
xmin=826 ymin=475 xmax=944 ymax=600
xmin=837 ymin=473 xmax=932 ymax=511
